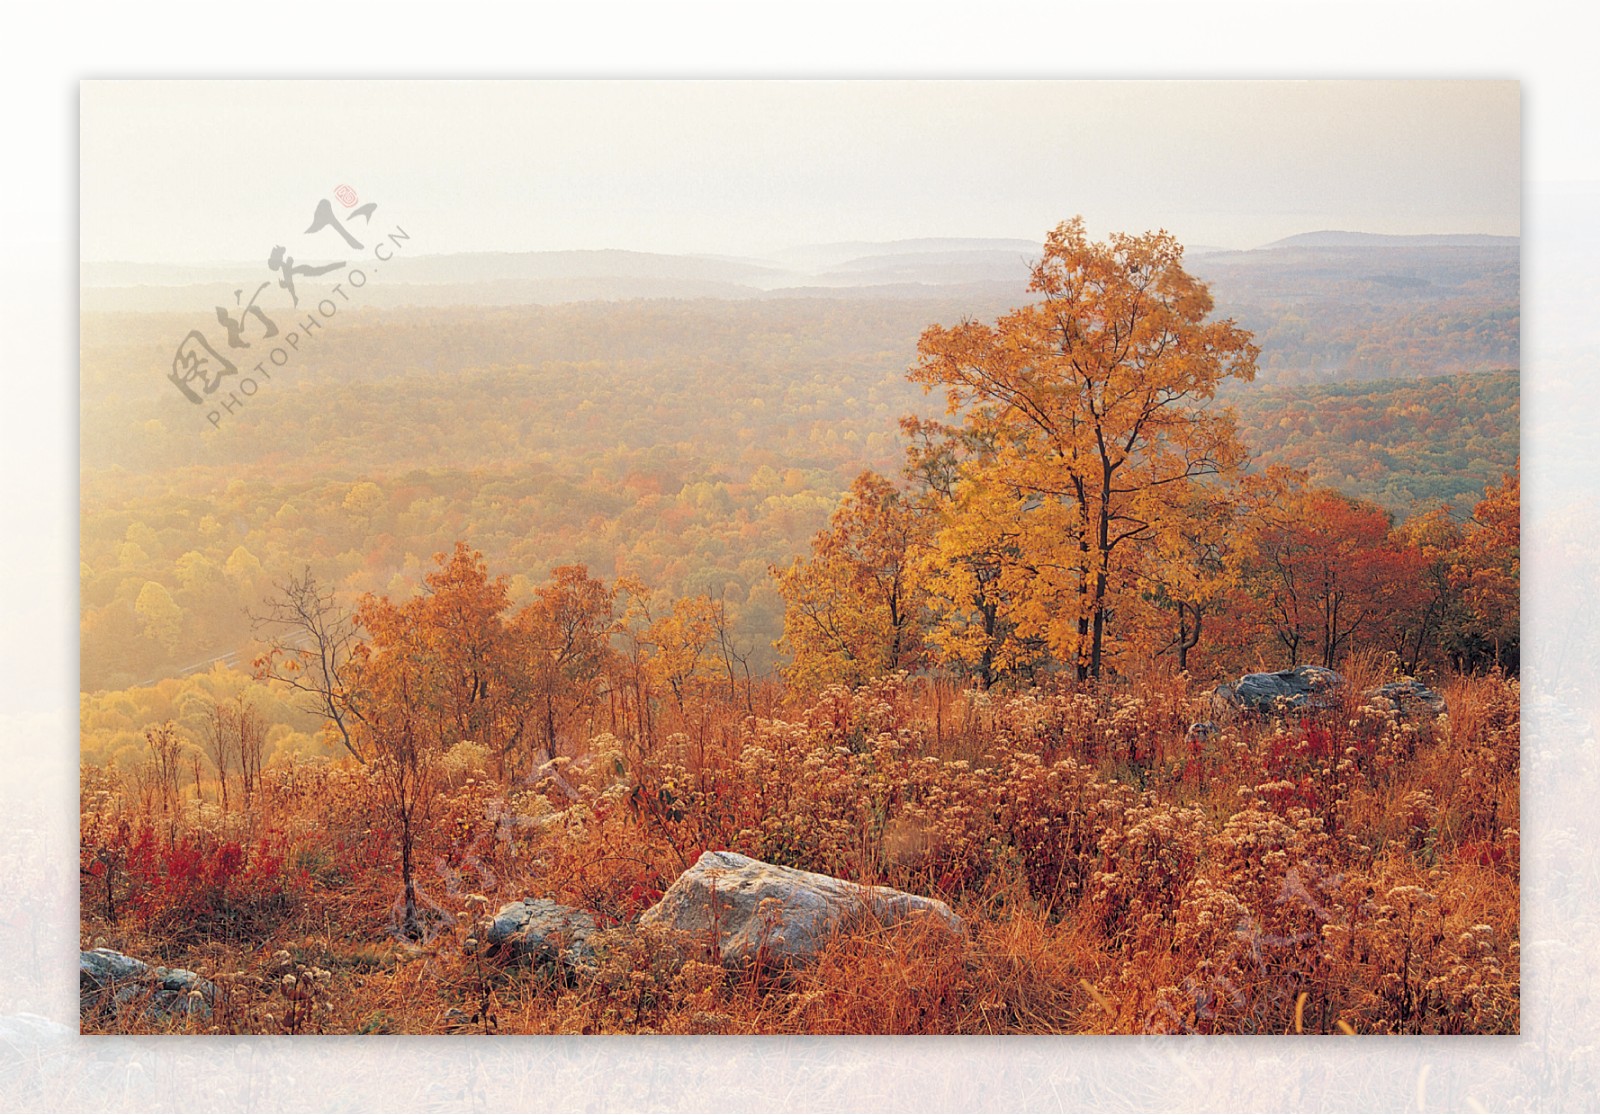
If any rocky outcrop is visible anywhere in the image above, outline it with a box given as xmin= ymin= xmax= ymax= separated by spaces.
xmin=483 ymin=898 xmax=598 ymax=972
xmin=1363 ymin=679 xmax=1447 ymax=718
xmin=638 ymin=850 xmax=961 ymax=968
xmin=79 ymin=948 xmax=215 ymax=1022
xmin=1211 ymin=667 xmax=1449 ymax=722
xmin=1214 ymin=665 xmax=1343 ymax=714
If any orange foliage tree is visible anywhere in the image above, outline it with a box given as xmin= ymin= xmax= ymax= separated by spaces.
xmin=1126 ymin=480 xmax=1261 ymax=676
xmin=516 ymin=565 xmax=616 ymax=766
xmin=1243 ymin=485 xmax=1423 ymax=669
xmin=1453 ymin=464 xmax=1520 ymax=671
xmin=911 ymin=217 xmax=1259 ymax=679
xmin=1389 ymin=506 xmax=1467 ymax=676
xmin=349 ymin=544 xmax=542 ymax=933
xmin=774 ymin=471 xmax=928 ymax=692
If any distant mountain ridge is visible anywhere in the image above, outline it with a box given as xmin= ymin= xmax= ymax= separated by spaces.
xmin=766 ymin=237 xmax=1043 ymax=272
xmin=80 ymin=239 xmax=1042 ymax=311
xmin=1261 ymin=231 xmax=1519 ymax=250
xmin=83 ymin=231 xmax=1520 ymax=297
xmin=81 ymin=232 xmax=1521 ymax=388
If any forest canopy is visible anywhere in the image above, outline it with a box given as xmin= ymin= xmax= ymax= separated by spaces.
xmin=80 ymin=253 xmax=1517 ymax=694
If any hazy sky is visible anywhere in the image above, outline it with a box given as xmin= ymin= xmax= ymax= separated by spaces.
xmin=80 ymin=80 xmax=1519 ymax=263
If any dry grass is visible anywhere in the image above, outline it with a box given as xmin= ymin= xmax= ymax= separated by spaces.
xmin=80 ymin=670 xmax=1520 ymax=1035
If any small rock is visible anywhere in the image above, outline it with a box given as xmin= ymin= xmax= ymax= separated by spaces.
xmin=639 ymin=850 xmax=962 ymax=969
xmin=1364 ymin=679 xmax=1447 ymax=718
xmin=1215 ymin=665 xmax=1343 ymax=714
xmin=79 ymin=948 xmax=215 ymax=1022
xmin=79 ymin=947 xmax=146 ymax=987
xmin=484 ymin=898 xmax=598 ymax=973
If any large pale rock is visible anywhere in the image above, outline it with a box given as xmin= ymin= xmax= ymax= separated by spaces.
xmin=79 ymin=948 xmax=215 ymax=1022
xmin=1363 ymin=679 xmax=1447 ymax=718
xmin=1214 ymin=665 xmax=1343 ymax=714
xmin=484 ymin=898 xmax=597 ymax=972
xmin=638 ymin=850 xmax=961 ymax=968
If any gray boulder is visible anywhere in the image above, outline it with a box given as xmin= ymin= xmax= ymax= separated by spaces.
xmin=638 ymin=850 xmax=962 ymax=969
xmin=484 ymin=898 xmax=598 ymax=972
xmin=1214 ymin=665 xmax=1343 ymax=714
xmin=1363 ymin=679 xmax=1447 ymax=718
xmin=79 ymin=948 xmax=215 ymax=1022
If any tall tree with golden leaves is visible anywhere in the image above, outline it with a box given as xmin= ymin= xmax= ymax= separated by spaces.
xmin=911 ymin=218 xmax=1258 ymax=679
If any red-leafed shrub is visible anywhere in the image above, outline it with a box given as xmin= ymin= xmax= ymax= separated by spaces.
xmin=120 ymin=824 xmax=307 ymax=941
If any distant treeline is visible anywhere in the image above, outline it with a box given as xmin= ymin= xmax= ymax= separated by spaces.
xmin=1230 ymin=369 xmax=1518 ymax=519
xmin=80 ymin=284 xmax=1516 ymax=693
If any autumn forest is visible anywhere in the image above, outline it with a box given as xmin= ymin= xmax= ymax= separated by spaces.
xmin=79 ymin=220 xmax=1520 ymax=1035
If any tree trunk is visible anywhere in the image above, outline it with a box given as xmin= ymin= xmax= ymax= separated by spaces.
xmin=400 ymin=815 xmax=420 ymax=939
xmin=1177 ymin=603 xmax=1202 ymax=673
xmin=1088 ymin=464 xmax=1115 ymax=680
xmin=1089 ymin=566 xmax=1108 ymax=680
xmin=545 ymin=693 xmax=558 ymax=764
xmin=978 ymin=589 xmax=998 ymax=689
xmin=103 ymin=856 xmax=118 ymax=923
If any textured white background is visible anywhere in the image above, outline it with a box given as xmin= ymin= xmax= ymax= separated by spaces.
xmin=4 ymin=2 xmax=1596 ymax=1110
